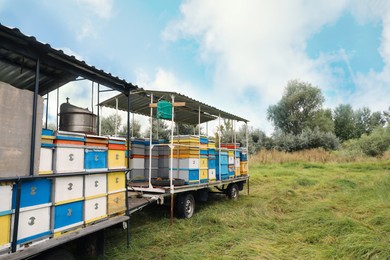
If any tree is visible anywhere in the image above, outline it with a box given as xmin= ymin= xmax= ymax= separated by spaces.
xmin=267 ymin=80 xmax=325 ymax=135
xmin=101 ymin=114 xmax=122 ymax=136
xmin=119 ymin=119 xmax=142 ymax=138
xmin=307 ymin=108 xmax=334 ymax=133
xmin=144 ymin=119 xmax=171 ymax=140
xmin=333 ymin=104 xmax=356 ymax=142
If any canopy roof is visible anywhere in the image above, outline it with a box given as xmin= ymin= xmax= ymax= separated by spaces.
xmin=100 ymin=90 xmax=248 ymax=125
xmin=0 ymin=24 xmax=138 ymax=95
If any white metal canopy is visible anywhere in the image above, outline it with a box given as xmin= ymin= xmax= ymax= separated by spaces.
xmin=99 ymin=90 xmax=249 ymax=125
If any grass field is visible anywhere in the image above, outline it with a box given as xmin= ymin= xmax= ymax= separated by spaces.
xmin=105 ymin=159 xmax=390 ymax=259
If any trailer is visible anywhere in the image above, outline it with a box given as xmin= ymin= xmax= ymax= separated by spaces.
xmin=100 ymin=90 xmax=250 ymax=223
xmin=0 ymin=24 xmax=249 ymax=259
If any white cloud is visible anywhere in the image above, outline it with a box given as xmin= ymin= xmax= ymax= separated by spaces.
xmin=77 ymin=0 xmax=113 ymax=19
xmin=76 ymin=21 xmax=98 ymax=41
xmin=163 ymin=0 xmax=390 ymax=133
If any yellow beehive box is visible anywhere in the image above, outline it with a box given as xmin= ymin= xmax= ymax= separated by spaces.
xmin=200 ymin=157 xmax=208 ymax=169
xmin=107 ymin=191 xmax=126 ymax=216
xmin=240 ymin=161 xmax=248 ymax=174
xmin=108 ymin=172 xmax=126 ymax=193
xmin=228 ymin=151 xmax=234 ymax=157
xmin=108 ymin=150 xmax=126 ymax=169
xmin=200 ymin=169 xmax=208 ymax=180
xmin=0 ymin=214 xmax=10 ymax=251
xmin=235 ymin=167 xmax=241 ymax=177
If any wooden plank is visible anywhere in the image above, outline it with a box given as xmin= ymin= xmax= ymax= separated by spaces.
xmin=0 ymin=216 xmax=129 ymax=260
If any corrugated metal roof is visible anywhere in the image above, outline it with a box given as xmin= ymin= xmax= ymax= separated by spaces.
xmin=0 ymin=24 xmax=138 ymax=95
xmin=100 ymin=90 xmax=249 ymax=125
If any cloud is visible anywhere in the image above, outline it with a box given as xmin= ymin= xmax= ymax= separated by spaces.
xmin=76 ymin=21 xmax=98 ymax=41
xmin=163 ymin=0 xmax=390 ymax=133
xmin=77 ymin=0 xmax=113 ymax=19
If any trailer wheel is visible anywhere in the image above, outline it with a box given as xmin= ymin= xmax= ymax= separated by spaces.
xmin=226 ymin=183 xmax=239 ymax=200
xmin=176 ymin=193 xmax=195 ymax=219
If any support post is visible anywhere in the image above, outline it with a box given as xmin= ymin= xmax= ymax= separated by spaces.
xmin=169 ymin=95 xmax=175 ymax=225
xmin=115 ymin=98 xmax=119 ymax=136
xmin=56 ymin=86 xmax=59 ymax=130
xmin=97 ymin=84 xmax=100 ymax=135
xmin=29 ymin=58 xmax=40 ymax=176
xmin=148 ymin=94 xmax=154 ymax=188
xmin=45 ymin=92 xmax=49 ymax=129
xmin=218 ymin=113 xmax=221 ymax=183
xmin=11 ymin=180 xmax=22 ymax=252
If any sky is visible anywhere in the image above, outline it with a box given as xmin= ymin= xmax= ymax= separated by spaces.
xmin=1 ymin=0 xmax=389 ymax=135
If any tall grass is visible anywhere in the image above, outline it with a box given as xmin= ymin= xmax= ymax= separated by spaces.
xmin=104 ymin=160 xmax=390 ymax=259
xmin=250 ymin=149 xmax=390 ymax=164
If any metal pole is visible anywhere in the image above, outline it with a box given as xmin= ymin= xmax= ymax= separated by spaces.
xmin=11 ymin=180 xmax=22 ymax=252
xmin=115 ymin=98 xmax=119 ymax=136
xmin=127 ymin=91 xmax=131 ymax=177
xmin=132 ymin=113 xmax=134 ymax=137
xmin=45 ymin=92 xmax=49 ymax=129
xmin=97 ymin=84 xmax=100 ymax=135
xmin=218 ymin=113 xmax=221 ymax=183
xmin=170 ymin=95 xmax=175 ymax=225
xmin=198 ymin=106 xmax=201 ymax=183
xmin=29 ymin=58 xmax=40 ymax=176
xmin=91 ymin=82 xmax=94 ymax=114
xmin=56 ymin=86 xmax=59 ymax=130
xmin=148 ymin=94 xmax=153 ymax=188
xmin=246 ymin=122 xmax=249 ymax=173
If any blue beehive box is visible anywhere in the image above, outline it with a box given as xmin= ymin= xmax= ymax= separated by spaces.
xmin=208 ymin=158 xmax=216 ymax=169
xmin=208 ymin=149 xmax=216 ymax=155
xmin=200 ymin=149 xmax=208 ymax=155
xmin=216 ymin=165 xmax=229 ymax=180
xmin=54 ymin=201 xmax=84 ymax=232
xmin=235 ymin=151 xmax=241 ymax=157
xmin=216 ymin=152 xmax=228 ymax=165
xmin=240 ymin=152 xmax=248 ymax=161
xmin=84 ymin=149 xmax=108 ymax=171
xmin=42 ymin=129 xmax=54 ymax=136
xmin=200 ymin=137 xmax=208 ymax=144
xmin=12 ymin=179 xmax=51 ymax=209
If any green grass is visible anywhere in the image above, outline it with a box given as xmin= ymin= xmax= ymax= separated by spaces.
xmin=104 ymin=161 xmax=390 ymax=259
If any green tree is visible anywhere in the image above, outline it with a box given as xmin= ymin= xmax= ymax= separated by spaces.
xmin=144 ymin=119 xmax=171 ymax=140
xmin=101 ymin=114 xmax=122 ymax=136
xmin=334 ymin=104 xmax=355 ymax=142
xmin=307 ymin=108 xmax=334 ymax=133
xmin=119 ymin=119 xmax=142 ymax=138
xmin=267 ymin=80 xmax=325 ymax=135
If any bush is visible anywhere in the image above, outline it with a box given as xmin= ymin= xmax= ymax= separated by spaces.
xmin=272 ymin=128 xmax=340 ymax=152
xmin=341 ymin=126 xmax=390 ymax=157
xmin=359 ymin=127 xmax=390 ymax=157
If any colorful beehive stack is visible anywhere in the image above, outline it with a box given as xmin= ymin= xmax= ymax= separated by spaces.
xmin=172 ymin=135 xmax=200 ymax=184
xmin=145 ymin=139 xmax=159 ymax=179
xmin=84 ymin=135 xmax=108 ymax=172
xmin=107 ymin=172 xmax=126 ymax=217
xmin=39 ymin=129 xmax=55 ymax=175
xmin=129 ymin=138 xmax=146 ymax=181
xmin=108 ymin=137 xmax=126 ymax=170
xmin=208 ymin=140 xmax=216 ymax=181
xmin=199 ymin=136 xmax=208 ymax=183
xmin=84 ymin=174 xmax=107 ymax=225
xmin=0 ymin=182 xmax=13 ymax=252
xmin=240 ymin=149 xmax=248 ymax=175
xmin=227 ymin=150 xmax=235 ymax=178
xmin=12 ymin=179 xmax=52 ymax=248
xmin=53 ymin=131 xmax=85 ymax=173
xmin=235 ymin=149 xmax=241 ymax=177
xmin=216 ymin=149 xmax=229 ymax=180
xmin=53 ymin=176 xmax=84 ymax=237
xmin=158 ymin=142 xmax=170 ymax=179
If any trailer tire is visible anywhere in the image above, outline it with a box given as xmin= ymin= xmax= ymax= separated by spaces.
xmin=175 ymin=193 xmax=195 ymax=219
xmin=226 ymin=183 xmax=239 ymax=200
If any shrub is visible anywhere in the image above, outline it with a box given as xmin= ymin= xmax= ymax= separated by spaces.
xmin=272 ymin=128 xmax=340 ymax=152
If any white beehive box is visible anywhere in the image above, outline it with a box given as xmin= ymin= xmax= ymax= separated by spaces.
xmin=53 ymin=176 xmax=84 ymax=204
xmin=84 ymin=174 xmax=107 ymax=199
xmin=53 ymin=145 xmax=85 ymax=173
xmin=84 ymin=196 xmax=107 ymax=224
